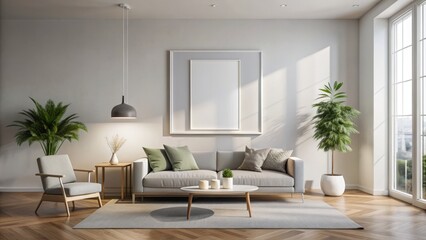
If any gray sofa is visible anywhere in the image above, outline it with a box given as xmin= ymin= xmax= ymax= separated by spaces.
xmin=132 ymin=151 xmax=304 ymax=202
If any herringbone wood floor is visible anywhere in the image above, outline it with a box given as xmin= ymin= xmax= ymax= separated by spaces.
xmin=1 ymin=190 xmax=425 ymax=240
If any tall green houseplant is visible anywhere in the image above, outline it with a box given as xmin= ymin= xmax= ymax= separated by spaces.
xmin=9 ymin=98 xmax=87 ymax=155
xmin=312 ymin=81 xmax=359 ymax=175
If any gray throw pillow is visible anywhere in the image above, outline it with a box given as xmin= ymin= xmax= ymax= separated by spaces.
xmin=238 ymin=146 xmax=271 ymax=172
xmin=163 ymin=145 xmax=199 ymax=171
xmin=262 ymin=148 xmax=293 ymax=173
xmin=143 ymin=147 xmax=172 ymax=172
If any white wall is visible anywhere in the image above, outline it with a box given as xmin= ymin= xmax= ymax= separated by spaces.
xmin=0 ymin=19 xmax=359 ymax=193
xmin=359 ymin=0 xmax=402 ymax=195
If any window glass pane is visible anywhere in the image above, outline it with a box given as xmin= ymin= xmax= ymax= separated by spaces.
xmin=395 ymin=116 xmax=412 ymax=194
xmin=396 ymin=51 xmax=403 ymax=83
xmin=396 ymin=83 xmax=403 ymax=115
xmin=403 ymin=47 xmax=412 ymax=81
xmin=396 ymin=117 xmax=412 ymax=153
xmin=403 ymin=15 xmax=412 ymax=48
xmin=423 ymin=5 xmax=426 ymax=38
xmin=396 ymin=83 xmax=402 ymax=115
xmin=422 ymin=137 xmax=426 ymax=199
xmin=423 ymin=116 xmax=426 ymax=136
xmin=403 ymin=81 xmax=412 ymax=115
xmin=421 ymin=41 xmax=425 ymax=77
xmin=396 ymin=21 xmax=403 ymax=50
xmin=423 ymin=78 xmax=426 ymax=115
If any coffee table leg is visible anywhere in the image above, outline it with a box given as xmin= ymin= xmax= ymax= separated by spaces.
xmin=187 ymin=193 xmax=193 ymax=220
xmin=245 ymin=192 xmax=252 ymax=217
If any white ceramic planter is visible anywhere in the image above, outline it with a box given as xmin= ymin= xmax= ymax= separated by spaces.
xmin=223 ymin=178 xmax=233 ymax=189
xmin=320 ymin=174 xmax=345 ymax=196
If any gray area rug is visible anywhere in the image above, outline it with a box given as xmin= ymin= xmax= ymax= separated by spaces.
xmin=74 ymin=198 xmax=362 ymax=229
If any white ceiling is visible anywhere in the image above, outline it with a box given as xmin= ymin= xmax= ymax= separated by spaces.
xmin=0 ymin=0 xmax=382 ymax=20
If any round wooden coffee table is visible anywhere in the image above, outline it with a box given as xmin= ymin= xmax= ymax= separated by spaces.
xmin=180 ymin=185 xmax=259 ymax=220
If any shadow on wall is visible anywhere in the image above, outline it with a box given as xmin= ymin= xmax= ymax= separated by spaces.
xmin=0 ymin=141 xmax=43 ymax=189
xmin=294 ymin=47 xmax=332 ymax=188
xmin=305 ymin=180 xmax=314 ymax=192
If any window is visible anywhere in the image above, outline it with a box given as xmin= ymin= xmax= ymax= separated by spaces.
xmin=391 ymin=1 xmax=426 ymax=206
xmin=391 ymin=12 xmax=413 ymax=195
xmin=420 ymin=1 xmax=426 ymax=200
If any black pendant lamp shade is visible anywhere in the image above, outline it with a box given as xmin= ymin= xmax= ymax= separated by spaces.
xmin=111 ymin=95 xmax=136 ymax=119
xmin=111 ymin=3 xmax=137 ymax=119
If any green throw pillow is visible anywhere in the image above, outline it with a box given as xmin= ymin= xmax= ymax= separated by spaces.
xmin=163 ymin=145 xmax=199 ymax=171
xmin=143 ymin=147 xmax=172 ymax=172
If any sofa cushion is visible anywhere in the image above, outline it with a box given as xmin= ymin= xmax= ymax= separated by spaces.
xmin=217 ymin=151 xmax=245 ymax=171
xmin=218 ymin=170 xmax=294 ymax=187
xmin=163 ymin=145 xmax=199 ymax=171
xmin=143 ymin=170 xmax=217 ymax=188
xmin=262 ymin=148 xmax=293 ymax=173
xmin=192 ymin=152 xmax=216 ymax=171
xmin=143 ymin=147 xmax=172 ymax=172
xmin=238 ymin=147 xmax=270 ymax=172
xmin=45 ymin=182 xmax=101 ymax=196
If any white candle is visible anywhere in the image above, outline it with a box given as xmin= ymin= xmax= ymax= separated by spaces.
xmin=211 ymin=179 xmax=220 ymax=189
xmin=199 ymin=180 xmax=209 ymax=190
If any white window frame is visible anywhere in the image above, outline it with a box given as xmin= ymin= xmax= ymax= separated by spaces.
xmin=389 ymin=5 xmax=414 ymax=203
xmin=389 ymin=0 xmax=426 ymax=209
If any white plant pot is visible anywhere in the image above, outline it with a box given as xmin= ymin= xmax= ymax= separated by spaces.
xmin=223 ymin=178 xmax=233 ymax=189
xmin=320 ymin=174 xmax=345 ymax=196
xmin=110 ymin=153 xmax=119 ymax=165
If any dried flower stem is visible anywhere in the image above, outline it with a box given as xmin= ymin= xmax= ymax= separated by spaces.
xmin=106 ymin=134 xmax=126 ymax=153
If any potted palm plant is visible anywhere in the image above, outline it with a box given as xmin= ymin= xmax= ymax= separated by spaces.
xmin=312 ymin=81 xmax=359 ymax=196
xmin=8 ymin=98 xmax=87 ymax=156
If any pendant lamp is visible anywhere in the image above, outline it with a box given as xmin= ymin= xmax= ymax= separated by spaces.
xmin=111 ymin=3 xmax=137 ymax=119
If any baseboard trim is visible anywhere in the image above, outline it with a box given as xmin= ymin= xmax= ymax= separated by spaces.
xmin=0 ymin=187 xmax=43 ymax=192
xmin=357 ymin=185 xmax=388 ymax=195
xmin=373 ymin=189 xmax=389 ymax=195
xmin=356 ymin=185 xmax=372 ymax=194
xmin=308 ymin=185 xmax=389 ymax=196
xmin=345 ymin=184 xmax=359 ymax=189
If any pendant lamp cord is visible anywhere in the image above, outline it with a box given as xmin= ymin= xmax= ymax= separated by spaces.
xmin=126 ymin=7 xmax=129 ymax=103
xmin=122 ymin=6 xmax=125 ymax=101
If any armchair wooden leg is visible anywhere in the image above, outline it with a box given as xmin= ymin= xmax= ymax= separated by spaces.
xmin=35 ymin=198 xmax=43 ymax=215
xmin=64 ymin=200 xmax=70 ymax=217
xmin=97 ymin=193 xmax=103 ymax=207
xmin=72 ymin=201 xmax=75 ymax=211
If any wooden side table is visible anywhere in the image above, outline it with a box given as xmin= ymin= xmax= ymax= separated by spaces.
xmin=95 ymin=162 xmax=132 ymax=200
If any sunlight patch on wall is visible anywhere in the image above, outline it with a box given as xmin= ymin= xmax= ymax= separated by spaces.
xmin=296 ymin=46 xmax=331 ymax=145
xmin=296 ymin=46 xmax=331 ymax=183
xmin=252 ymin=68 xmax=288 ymax=147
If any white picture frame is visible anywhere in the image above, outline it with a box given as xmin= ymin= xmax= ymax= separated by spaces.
xmin=170 ymin=50 xmax=262 ymax=135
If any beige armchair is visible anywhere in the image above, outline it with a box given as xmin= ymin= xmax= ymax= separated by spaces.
xmin=35 ymin=154 xmax=102 ymax=217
